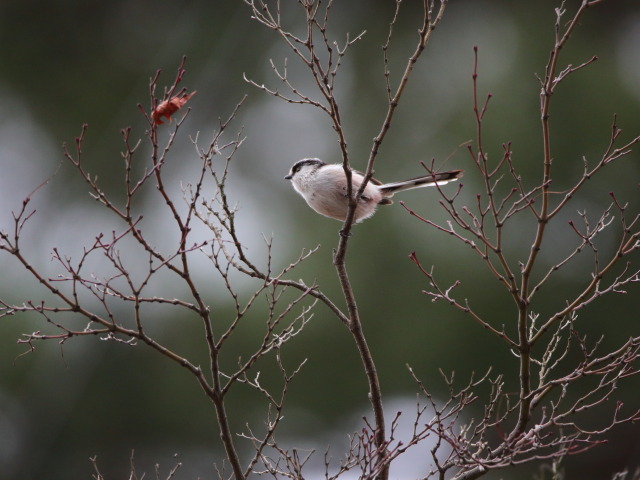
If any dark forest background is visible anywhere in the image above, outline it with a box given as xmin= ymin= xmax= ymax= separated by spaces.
xmin=0 ymin=1 xmax=638 ymax=479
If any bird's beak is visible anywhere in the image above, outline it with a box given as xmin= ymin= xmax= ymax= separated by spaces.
xmin=284 ymin=174 xmax=292 ymax=180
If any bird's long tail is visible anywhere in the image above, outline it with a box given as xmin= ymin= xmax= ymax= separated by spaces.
xmin=379 ymin=169 xmax=463 ymax=195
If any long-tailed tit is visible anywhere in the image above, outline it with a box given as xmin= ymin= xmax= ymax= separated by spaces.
xmin=285 ymin=158 xmax=463 ymax=223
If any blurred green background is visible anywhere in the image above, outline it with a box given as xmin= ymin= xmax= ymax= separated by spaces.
xmin=0 ymin=1 xmax=639 ymax=479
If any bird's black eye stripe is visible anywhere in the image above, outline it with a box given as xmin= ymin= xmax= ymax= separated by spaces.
xmin=290 ymin=158 xmax=324 ymax=176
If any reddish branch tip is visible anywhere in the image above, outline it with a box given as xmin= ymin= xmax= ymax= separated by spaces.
xmin=151 ymin=91 xmax=197 ymax=125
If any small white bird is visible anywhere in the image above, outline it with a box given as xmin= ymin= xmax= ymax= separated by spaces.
xmin=285 ymin=158 xmax=463 ymax=223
